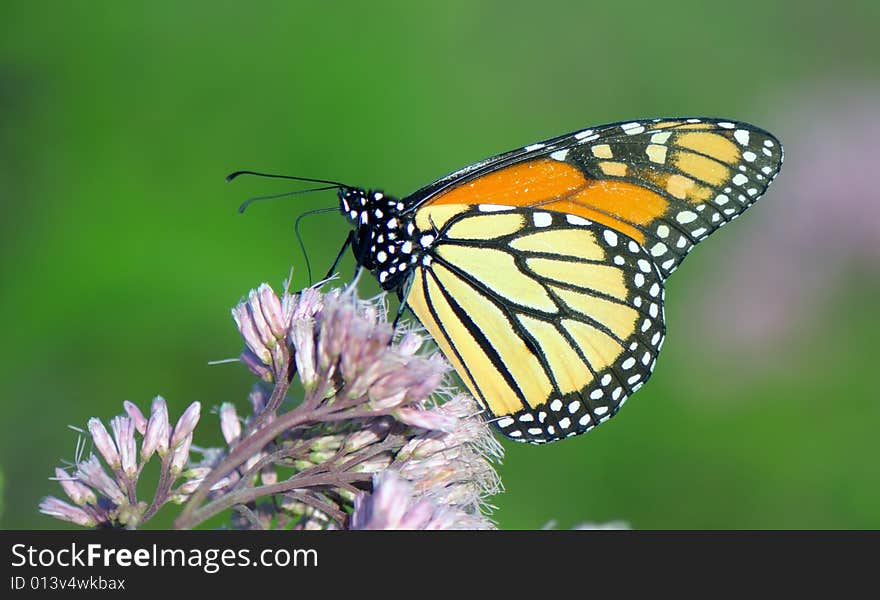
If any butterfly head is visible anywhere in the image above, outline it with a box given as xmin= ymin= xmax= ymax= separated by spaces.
xmin=338 ymin=187 xmax=420 ymax=290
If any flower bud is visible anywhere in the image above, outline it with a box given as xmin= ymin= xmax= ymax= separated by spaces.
xmin=142 ymin=396 xmax=170 ymax=460
xmin=87 ymin=418 xmax=120 ymax=469
xmin=171 ymin=401 xmax=201 ymax=449
xmin=393 ymin=407 xmax=459 ymax=433
xmin=169 ymin=433 xmax=193 ymax=476
xmin=219 ymin=402 xmax=241 ymax=445
xmin=247 ymin=288 xmax=275 ymax=347
xmin=232 ymin=302 xmax=271 ymax=364
xmin=110 ymin=416 xmax=138 ymax=477
xmin=397 ymin=331 xmax=424 ymax=356
xmin=76 ymin=456 xmax=126 ymax=505
xmin=256 ymin=283 xmax=289 ymax=340
xmin=290 ymin=286 xmax=323 ymax=320
xmin=318 ymin=302 xmax=354 ymax=370
xmin=55 ymin=468 xmax=96 ymax=506
xmin=123 ymin=401 xmax=148 ymax=435
xmin=344 ymin=423 xmax=388 ymax=453
xmin=240 ymin=349 xmax=274 ymax=382
xmin=39 ymin=497 xmax=96 ymax=527
xmin=289 ymin=321 xmax=318 ymax=390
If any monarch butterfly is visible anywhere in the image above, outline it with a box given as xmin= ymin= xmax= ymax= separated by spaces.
xmin=246 ymin=117 xmax=783 ymax=444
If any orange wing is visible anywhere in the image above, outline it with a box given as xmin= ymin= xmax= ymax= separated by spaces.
xmin=408 ymin=118 xmax=783 ymax=278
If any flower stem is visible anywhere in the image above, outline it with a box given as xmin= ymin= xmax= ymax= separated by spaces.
xmin=141 ymin=453 xmax=174 ymax=522
xmin=177 ymin=471 xmax=369 ymax=529
xmin=174 ymin=398 xmax=341 ymax=528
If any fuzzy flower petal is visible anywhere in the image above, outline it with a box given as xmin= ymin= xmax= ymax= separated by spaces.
xmin=350 ymin=471 xmax=494 ymax=530
xmin=39 ymin=497 xmax=97 ymax=527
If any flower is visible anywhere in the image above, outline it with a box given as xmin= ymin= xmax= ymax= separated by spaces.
xmin=40 ymin=397 xmax=202 ymax=529
xmin=38 ymin=497 xmax=96 ymax=528
xmin=87 ymin=418 xmax=120 ymax=470
xmin=141 ymin=396 xmax=169 ymax=460
xmin=350 ymin=470 xmax=495 ymax=530
xmin=232 ymin=283 xmax=293 ymax=379
xmin=219 ymin=402 xmax=242 ymax=445
xmin=123 ymin=400 xmax=148 ymax=434
xmin=207 ymin=283 xmax=504 ymax=530
xmin=170 ymin=402 xmax=201 ymax=449
xmin=42 ymin=279 xmax=505 ymax=531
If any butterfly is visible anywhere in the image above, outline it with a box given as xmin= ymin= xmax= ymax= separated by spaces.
xmin=326 ymin=118 xmax=782 ymax=444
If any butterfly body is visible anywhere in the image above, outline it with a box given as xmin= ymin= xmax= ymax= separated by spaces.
xmin=340 ymin=187 xmax=421 ymax=290
xmin=337 ymin=117 xmax=783 ymax=444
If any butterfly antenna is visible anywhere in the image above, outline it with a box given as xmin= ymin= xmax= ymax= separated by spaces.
xmin=235 ymin=185 xmax=339 ymax=213
xmin=226 ymin=170 xmax=348 ymax=188
xmin=294 ymin=206 xmax=338 ymax=284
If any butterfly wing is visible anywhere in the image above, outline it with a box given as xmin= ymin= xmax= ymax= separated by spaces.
xmin=404 ymin=206 xmax=665 ymax=443
xmin=406 ymin=118 xmax=783 ymax=278
xmin=399 ymin=118 xmax=782 ymax=443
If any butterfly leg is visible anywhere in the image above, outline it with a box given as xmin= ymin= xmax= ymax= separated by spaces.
xmin=392 ymin=272 xmax=415 ymax=331
xmin=323 ymin=231 xmax=353 ymax=281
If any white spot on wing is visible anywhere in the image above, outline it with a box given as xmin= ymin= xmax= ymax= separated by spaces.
xmin=533 ymin=212 xmax=552 ymax=227
xmin=622 ymin=122 xmax=645 ymax=135
xmin=478 ymin=204 xmax=514 ymax=212
xmin=734 ymin=129 xmax=750 ymax=145
xmin=676 ymin=211 xmax=698 ymax=224
xmin=566 ymin=214 xmax=590 ymax=225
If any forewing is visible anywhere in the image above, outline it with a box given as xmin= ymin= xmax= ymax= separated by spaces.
xmin=407 ymin=118 xmax=783 ymax=279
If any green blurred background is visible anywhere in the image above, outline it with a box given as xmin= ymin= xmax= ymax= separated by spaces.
xmin=2 ymin=1 xmax=878 ymax=529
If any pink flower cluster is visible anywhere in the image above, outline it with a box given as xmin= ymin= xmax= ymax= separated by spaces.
xmin=42 ymin=281 xmax=503 ymax=530
xmin=40 ymin=397 xmax=201 ymax=528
